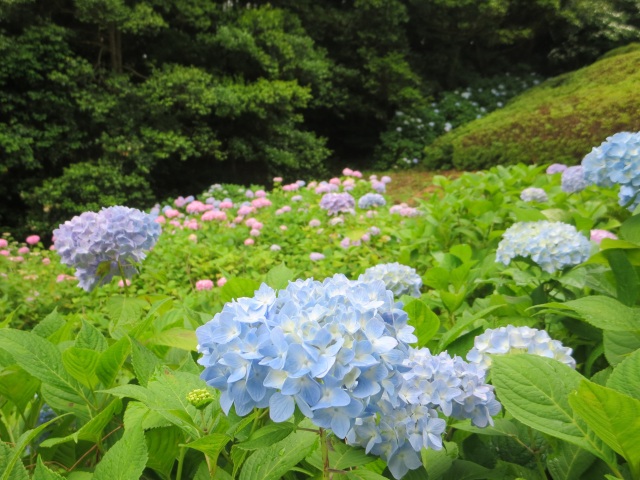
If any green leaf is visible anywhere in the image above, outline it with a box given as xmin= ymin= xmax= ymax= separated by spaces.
xmin=220 ymin=278 xmax=261 ymax=304
xmin=535 ymin=296 xmax=640 ymax=331
xmin=62 ymin=347 xmax=100 ymax=388
xmin=510 ymin=207 xmax=547 ymax=222
xmin=330 ymin=441 xmax=376 ymax=469
xmin=546 ymin=441 xmax=596 ymax=480
xmin=182 ymin=433 xmax=231 ymax=465
xmin=0 ymin=366 xmax=40 ymax=412
xmin=96 ymin=337 xmax=131 ymax=388
xmin=129 ymin=337 xmax=160 ymax=387
xmin=238 ymin=429 xmax=318 ymax=480
xmin=265 ymin=263 xmax=295 ymax=290
xmin=0 ymin=329 xmax=91 ymax=420
xmin=422 ymin=441 xmax=458 ymax=479
xmin=404 ymin=299 xmax=440 ymax=346
xmin=620 ymin=213 xmax=640 ymax=244
xmin=40 ymin=399 xmax=121 ymax=448
xmin=570 ymin=381 xmax=640 ymax=476
xmin=607 ymin=349 xmax=640 ymax=399
xmin=602 ymin=249 xmax=639 ymax=306
xmin=32 ymin=309 xmax=65 ymax=339
xmin=0 ymin=443 xmax=28 ymax=480
xmin=491 ymin=355 xmax=615 ymax=465
xmin=603 ymin=330 xmax=640 ymax=366
xmin=145 ymin=426 xmax=182 ymax=477
xmin=92 ymin=426 xmax=148 ymax=480
xmin=106 ymin=295 xmax=148 ymax=338
xmin=33 ymin=457 xmax=65 ymax=480
xmin=235 ymin=422 xmax=295 ymax=450
xmin=345 ymin=471 xmax=390 ymax=480
xmin=438 ymin=305 xmax=503 ymax=350
xmin=75 ymin=319 xmax=108 ymax=352
xmin=148 ymin=328 xmax=197 ymax=351
xmin=440 ymin=291 xmax=466 ymax=313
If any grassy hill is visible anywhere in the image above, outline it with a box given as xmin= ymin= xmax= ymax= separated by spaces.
xmin=423 ymin=44 xmax=640 ymax=170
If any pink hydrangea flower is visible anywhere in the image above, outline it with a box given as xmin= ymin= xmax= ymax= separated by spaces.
xmin=329 ymin=177 xmax=341 ymax=185
xmin=18 ymin=246 xmax=29 ymax=254
xmin=381 ymin=176 xmax=392 ymax=184
xmin=42 ymin=258 xmax=51 ymax=265
xmin=343 ymin=168 xmax=353 ymax=176
xmin=590 ymin=229 xmax=618 ymax=244
xmin=118 ymin=279 xmax=132 ymax=288
xmin=202 ymin=210 xmax=227 ymax=221
xmin=309 ymin=252 xmax=325 ymax=261
xmin=291 ymin=195 xmax=303 ymax=202
xmin=244 ymin=238 xmax=255 ymax=246
xmin=11 ymin=256 xmax=24 ymax=262
xmin=0 ymin=250 xmax=10 ymax=256
xmin=26 ymin=235 xmax=40 ymax=245
xmin=0 ymin=239 xmax=7 ymax=248
xmin=255 ymin=190 xmax=266 ymax=198
xmin=273 ymin=177 xmax=283 ymax=183
xmin=250 ymin=229 xmax=261 ymax=236
xmin=219 ymin=201 xmax=234 ymax=209
xmin=309 ymin=219 xmax=321 ymax=227
xmin=196 ymin=279 xmax=214 ymax=291
xmin=165 ymin=209 xmax=180 ymax=218
xmin=352 ymin=170 xmax=363 ymax=178
xmin=280 ymin=225 xmax=288 ymax=231
xmin=237 ymin=206 xmax=255 ymax=216
xmin=155 ymin=215 xmax=166 ymax=224
xmin=245 ymin=190 xmax=255 ymax=198
xmin=252 ymin=198 xmax=272 ymax=208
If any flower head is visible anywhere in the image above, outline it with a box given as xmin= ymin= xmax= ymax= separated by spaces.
xmin=582 ymin=131 xmax=640 ymax=188
xmin=561 ymin=166 xmax=588 ymax=193
xmin=358 ymin=193 xmax=387 ymax=209
xmin=546 ymin=163 xmax=567 ymax=174
xmin=320 ymin=193 xmax=355 ymax=215
xmin=196 ymin=279 xmax=214 ymax=291
xmin=496 ymin=221 xmax=591 ymax=273
xmin=359 ymin=263 xmax=422 ymax=298
xmin=590 ymin=229 xmax=618 ymax=244
xmin=53 ymin=206 xmax=161 ymax=291
xmin=520 ymin=187 xmax=547 ymax=203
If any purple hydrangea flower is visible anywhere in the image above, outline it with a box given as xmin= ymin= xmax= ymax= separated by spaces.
xmin=561 ymin=166 xmax=588 ymax=193
xmin=546 ymin=163 xmax=567 ymax=174
xmin=358 ymin=193 xmax=387 ymax=209
xmin=320 ymin=193 xmax=355 ymax=215
xmin=53 ymin=206 xmax=161 ymax=291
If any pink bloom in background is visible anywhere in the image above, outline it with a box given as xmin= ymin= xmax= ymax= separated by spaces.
xmin=217 ymin=277 xmax=227 ymax=287
xmin=185 ymin=219 xmax=200 ymax=230
xmin=329 ymin=178 xmax=341 ymax=185
xmin=169 ymin=220 xmax=182 ymax=228
xmin=309 ymin=252 xmax=325 ymax=261
xmin=11 ymin=256 xmax=24 ymax=262
xmin=250 ymin=229 xmax=261 ymax=236
xmin=202 ymin=210 xmax=227 ymax=221
xmin=245 ymin=217 xmax=258 ymax=228
xmin=280 ymin=206 xmax=292 ymax=213
xmin=155 ymin=215 xmax=166 ymax=224
xmin=343 ymin=168 xmax=353 ymax=176
xmin=196 ymin=279 xmax=214 ymax=291
xmin=165 ymin=209 xmax=180 ymax=218
xmin=381 ymin=176 xmax=392 ymax=184
xmin=244 ymin=238 xmax=255 ymax=246
xmin=0 ymin=250 xmax=9 ymax=256
xmin=309 ymin=219 xmax=321 ymax=227
xmin=186 ymin=201 xmax=211 ymax=214
xmin=352 ymin=170 xmax=362 ymax=178
xmin=219 ymin=201 xmax=234 ymax=209
xmin=18 ymin=246 xmax=29 ymax=254
xmin=42 ymin=258 xmax=51 ymax=265
xmin=273 ymin=177 xmax=283 ymax=183
xmin=255 ymin=190 xmax=266 ymax=198
xmin=26 ymin=235 xmax=40 ymax=245
xmin=366 ymin=210 xmax=378 ymax=218
xmin=49 ymin=245 xmax=56 ymax=251
xmin=56 ymin=274 xmax=75 ymax=282
xmin=0 ymin=239 xmax=7 ymax=248
xmin=369 ymin=226 xmax=381 ymax=236
xmin=291 ymin=195 xmax=303 ymax=202
xmin=340 ymin=238 xmax=351 ymax=248
xmin=118 ymin=279 xmax=132 ymax=288
xmin=245 ymin=190 xmax=255 ymax=198
xmin=282 ymin=183 xmax=300 ymax=192
xmin=270 ymin=244 xmax=281 ymax=251
xmin=252 ymin=198 xmax=272 ymax=209
xmin=328 ymin=217 xmax=344 ymax=226
xmin=342 ymin=179 xmax=355 ymax=190
xmin=253 ymin=222 xmax=264 ymax=230
xmin=188 ymin=234 xmax=198 ymax=242
xmin=238 ymin=206 xmax=254 ymax=216
xmin=372 ymin=181 xmax=386 ymax=193
xmin=280 ymin=225 xmax=288 ymax=231
xmin=307 ymin=181 xmax=318 ymax=188
xmin=590 ymin=229 xmax=618 ymax=244
xmin=361 ymin=233 xmax=371 ymax=242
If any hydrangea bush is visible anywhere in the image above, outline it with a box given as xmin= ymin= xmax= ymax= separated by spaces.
xmin=358 ymin=262 xmax=422 ymax=298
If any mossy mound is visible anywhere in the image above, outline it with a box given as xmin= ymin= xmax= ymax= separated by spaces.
xmin=423 ymin=44 xmax=640 ymax=170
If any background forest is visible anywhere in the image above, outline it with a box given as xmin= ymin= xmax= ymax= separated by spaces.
xmin=1 ymin=0 xmax=640 ymax=236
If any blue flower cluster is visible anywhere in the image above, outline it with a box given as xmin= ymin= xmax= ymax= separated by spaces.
xmin=520 ymin=187 xmax=547 ymax=203
xmin=54 ymin=206 xmax=161 ymax=291
xmin=319 ymin=192 xmax=356 ymax=215
xmin=358 ymin=263 xmax=422 ymax=298
xmin=347 ymin=347 xmax=500 ymax=478
xmin=196 ymin=275 xmax=500 ymax=478
xmin=561 ymin=165 xmax=588 ymax=193
xmin=496 ymin=221 xmax=591 ymax=273
xmin=582 ymin=131 xmax=640 ymax=210
xmin=358 ymin=193 xmax=386 ymax=209
xmin=467 ymin=325 xmax=576 ymax=369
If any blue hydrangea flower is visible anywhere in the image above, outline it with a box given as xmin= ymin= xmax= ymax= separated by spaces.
xmin=54 ymin=206 xmax=161 ymax=291
xmin=496 ymin=221 xmax=591 ymax=273
xmin=520 ymin=187 xmax=547 ymax=203
xmin=467 ymin=325 xmax=576 ymax=370
xmin=582 ymin=131 xmax=640 ymax=189
xmin=358 ymin=193 xmax=386 ymax=209
xmin=196 ymin=275 xmax=417 ymax=431
xmin=561 ymin=166 xmax=588 ymax=193
xmin=319 ymin=193 xmax=355 ymax=215
xmin=358 ymin=263 xmax=422 ymax=298
xmin=619 ymin=185 xmax=640 ymax=211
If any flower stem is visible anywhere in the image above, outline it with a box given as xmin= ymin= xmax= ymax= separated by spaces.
xmin=320 ymin=428 xmax=332 ymax=480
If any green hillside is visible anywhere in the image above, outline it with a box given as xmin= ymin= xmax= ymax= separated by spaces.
xmin=423 ymin=44 xmax=640 ymax=170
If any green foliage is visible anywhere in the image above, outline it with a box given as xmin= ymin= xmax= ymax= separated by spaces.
xmin=423 ymin=44 xmax=640 ymax=170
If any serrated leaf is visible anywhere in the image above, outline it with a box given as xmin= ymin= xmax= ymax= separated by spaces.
xmin=40 ymin=399 xmax=121 ymax=448
xmin=265 ymin=263 xmax=295 ymax=290
xmin=32 ymin=309 xmax=65 ymax=339
xmin=547 ymin=441 xmax=595 ymax=480
xmin=570 ymin=381 xmax=640 ymax=476
xmin=182 ymin=433 xmax=231 ymax=465
xmin=607 ymin=348 xmax=640 ymax=399
xmin=603 ymin=249 xmax=640 ymax=306
xmin=0 ymin=329 xmax=91 ymax=420
xmin=491 ymin=355 xmax=615 ymax=465
xmin=404 ymin=299 xmax=440 ymax=346
xmin=129 ymin=337 xmax=160 ymax=387
xmin=92 ymin=426 xmax=148 ymax=480
xmin=620 ymin=213 xmax=640 ymax=244
xmin=106 ymin=295 xmax=148 ymax=338
xmin=0 ymin=366 xmax=40 ymax=412
xmin=75 ymin=319 xmax=108 ymax=352
xmin=535 ymin=296 xmax=640 ymax=331
xmin=345 ymin=471 xmax=389 ymax=480
xmin=146 ymin=426 xmax=182 ymax=477
xmin=603 ymin=330 xmax=640 ymax=366
xmin=148 ymin=328 xmax=197 ymax=351
xmin=62 ymin=347 xmax=100 ymax=388
xmin=33 ymin=457 xmax=65 ymax=480
xmin=235 ymin=422 xmax=295 ymax=450
xmin=238 ymin=429 xmax=318 ymax=480
xmin=0 ymin=443 xmax=28 ymax=480
xmin=96 ymin=337 xmax=130 ymax=388
xmin=220 ymin=278 xmax=261 ymax=304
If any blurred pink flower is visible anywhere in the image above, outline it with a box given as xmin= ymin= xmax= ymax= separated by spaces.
xmin=273 ymin=177 xmax=283 ymax=183
xmin=219 ymin=201 xmax=234 ymax=209
xmin=280 ymin=225 xmax=288 ymax=231
xmin=26 ymin=235 xmax=40 ymax=245
xmin=255 ymin=190 xmax=266 ymax=198
xmin=250 ymin=229 xmax=261 ymax=236
xmin=309 ymin=219 xmax=321 ymax=227
xmin=42 ymin=258 xmax=51 ymax=265
xmin=11 ymin=256 xmax=24 ymax=262
xmin=590 ymin=229 xmax=618 ymax=244
xmin=342 ymin=168 xmax=353 ymax=176
xmin=0 ymin=250 xmax=9 ymax=256
xmin=202 ymin=210 xmax=227 ymax=221
xmin=0 ymin=239 xmax=7 ymax=248
xmin=309 ymin=252 xmax=325 ymax=261
xmin=155 ymin=215 xmax=166 ymax=224
xmin=329 ymin=178 xmax=341 ymax=185
xmin=118 ymin=279 xmax=132 ymax=288
xmin=196 ymin=279 xmax=214 ymax=291
xmin=18 ymin=246 xmax=29 ymax=254
xmin=217 ymin=277 xmax=227 ymax=287
xmin=244 ymin=238 xmax=255 ymax=245
xmin=165 ymin=208 xmax=180 ymax=218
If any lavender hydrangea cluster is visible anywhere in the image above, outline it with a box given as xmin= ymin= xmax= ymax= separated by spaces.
xmin=54 ymin=206 xmax=161 ymax=291
xmin=561 ymin=165 xmax=588 ymax=193
xmin=496 ymin=221 xmax=591 ymax=273
xmin=358 ymin=193 xmax=387 ymax=209
xmin=319 ymin=192 xmax=356 ymax=215
xmin=347 ymin=347 xmax=500 ymax=478
xmin=196 ymin=275 xmax=499 ymax=478
xmin=358 ymin=263 xmax=422 ymax=298
xmin=582 ymin=132 xmax=640 ymax=209
xmin=520 ymin=187 xmax=548 ymax=203
xmin=546 ymin=163 xmax=567 ymax=174
xmin=467 ymin=325 xmax=576 ymax=369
